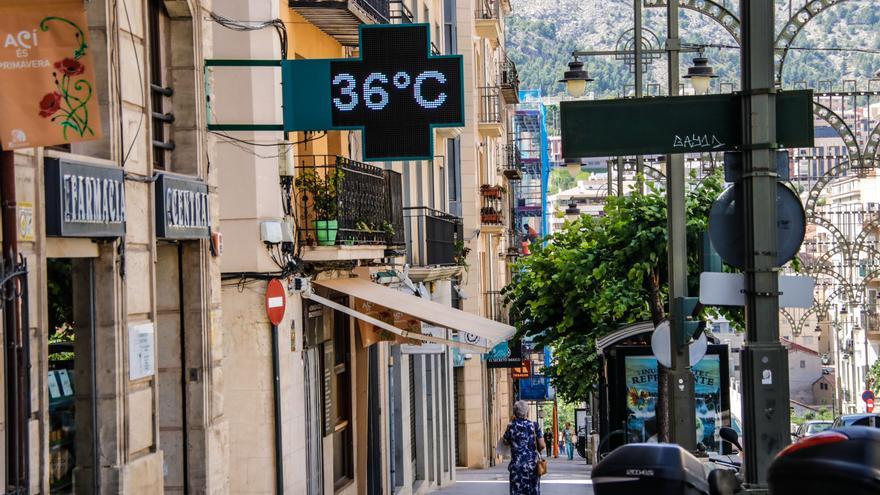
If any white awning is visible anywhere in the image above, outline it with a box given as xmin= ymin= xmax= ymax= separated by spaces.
xmin=306 ymin=277 xmax=515 ymax=352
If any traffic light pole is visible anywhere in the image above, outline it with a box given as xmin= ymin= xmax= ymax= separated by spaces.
xmin=664 ymin=0 xmax=696 ymax=449
xmin=740 ymin=0 xmax=791 ymax=487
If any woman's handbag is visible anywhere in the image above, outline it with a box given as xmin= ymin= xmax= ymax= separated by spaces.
xmin=535 ymin=454 xmax=548 ymax=477
xmin=533 ymin=422 xmax=547 ymax=477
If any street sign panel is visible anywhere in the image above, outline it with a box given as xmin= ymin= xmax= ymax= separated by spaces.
xmin=511 ymin=360 xmax=531 ymax=379
xmin=699 ymin=272 xmax=815 ymax=308
xmin=560 ymin=90 xmax=814 ymax=158
xmin=708 ymin=183 xmax=806 ymax=269
xmin=265 ymin=279 xmax=286 ymax=326
xmin=650 ymin=320 xmax=708 ymax=368
xmin=863 ymin=390 xmax=875 ymax=402
xmin=282 ymin=24 xmax=464 ymax=162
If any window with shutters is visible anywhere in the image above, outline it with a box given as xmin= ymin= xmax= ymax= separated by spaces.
xmin=330 ymin=309 xmax=353 ymax=490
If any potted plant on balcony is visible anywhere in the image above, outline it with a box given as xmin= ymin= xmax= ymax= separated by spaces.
xmin=295 ymin=168 xmax=344 ymax=246
xmin=480 ymin=206 xmax=500 ymax=224
xmin=480 ymin=184 xmax=503 ymax=199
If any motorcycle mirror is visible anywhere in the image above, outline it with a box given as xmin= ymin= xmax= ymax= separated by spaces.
xmin=720 ymin=427 xmax=743 ymax=451
xmin=708 ymin=469 xmax=740 ymax=495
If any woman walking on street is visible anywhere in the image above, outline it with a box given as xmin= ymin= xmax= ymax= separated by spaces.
xmin=502 ymin=400 xmax=546 ymax=495
xmin=563 ymin=422 xmax=575 ymax=460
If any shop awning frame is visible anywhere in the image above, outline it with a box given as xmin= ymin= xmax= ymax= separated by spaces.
xmin=304 ymin=277 xmax=516 ymax=353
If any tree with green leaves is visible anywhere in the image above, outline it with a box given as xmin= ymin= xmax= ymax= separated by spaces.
xmin=503 ymin=172 xmax=726 ymax=403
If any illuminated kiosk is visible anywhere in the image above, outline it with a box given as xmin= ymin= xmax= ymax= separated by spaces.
xmin=595 ymin=322 xmax=731 ymax=459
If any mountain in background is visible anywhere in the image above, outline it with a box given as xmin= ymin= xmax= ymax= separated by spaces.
xmin=506 ymin=0 xmax=880 ymax=102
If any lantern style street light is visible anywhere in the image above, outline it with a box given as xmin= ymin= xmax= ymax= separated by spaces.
xmin=558 ymin=56 xmax=593 ymax=98
xmin=683 ymin=56 xmax=718 ymax=95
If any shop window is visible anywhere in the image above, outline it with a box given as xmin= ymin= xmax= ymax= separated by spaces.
xmin=148 ymin=0 xmax=174 ymax=169
xmin=329 ymin=309 xmax=353 ymax=490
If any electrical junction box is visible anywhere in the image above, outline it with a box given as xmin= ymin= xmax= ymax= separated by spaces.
xmin=261 ymin=221 xmax=283 ymax=244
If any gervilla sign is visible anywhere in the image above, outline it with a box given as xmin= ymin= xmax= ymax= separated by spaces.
xmin=155 ymin=173 xmax=210 ymax=239
xmin=0 ymin=0 xmax=102 ymax=149
xmin=44 ymin=157 xmax=125 ymax=237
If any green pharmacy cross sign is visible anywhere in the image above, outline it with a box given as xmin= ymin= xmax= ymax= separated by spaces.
xmin=206 ymin=24 xmax=464 ymax=162
xmin=560 ymin=90 xmax=814 ymax=158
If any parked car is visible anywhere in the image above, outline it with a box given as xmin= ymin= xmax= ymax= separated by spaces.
xmin=832 ymin=413 xmax=880 ymax=428
xmin=795 ymin=420 xmax=832 ymax=438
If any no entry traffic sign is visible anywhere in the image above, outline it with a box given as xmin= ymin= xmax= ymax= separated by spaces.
xmin=265 ymin=279 xmax=286 ymax=326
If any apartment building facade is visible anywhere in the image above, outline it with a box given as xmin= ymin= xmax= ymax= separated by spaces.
xmin=1 ymin=0 xmax=223 ymax=493
xmin=212 ymin=1 xmax=518 ymax=494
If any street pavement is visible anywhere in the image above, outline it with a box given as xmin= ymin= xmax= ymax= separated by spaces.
xmin=437 ymin=456 xmax=594 ymax=495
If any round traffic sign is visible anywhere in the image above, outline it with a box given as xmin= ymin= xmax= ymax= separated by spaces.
xmin=708 ymin=183 xmax=806 ymax=269
xmin=650 ymin=320 xmax=708 ymax=369
xmin=265 ymin=279 xmax=287 ymax=326
xmin=863 ymin=390 xmax=875 ymax=402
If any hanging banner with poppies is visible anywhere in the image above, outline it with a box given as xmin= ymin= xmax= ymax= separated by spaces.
xmin=0 ymin=0 xmax=102 ymax=150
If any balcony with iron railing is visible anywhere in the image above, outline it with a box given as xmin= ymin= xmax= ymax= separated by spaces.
xmin=478 ymin=86 xmax=504 ymax=137
xmin=503 ymin=144 xmax=522 ymax=180
xmin=474 ymin=0 xmax=502 ymax=43
xmin=293 ymin=155 xmax=403 ymax=260
xmin=390 ymin=0 xmax=413 ymax=23
xmin=500 ymin=56 xmax=520 ymax=104
xmin=288 ymin=0 xmax=390 ymax=46
xmin=403 ymin=207 xmax=464 ymax=281
xmin=480 ymin=184 xmax=505 ymax=234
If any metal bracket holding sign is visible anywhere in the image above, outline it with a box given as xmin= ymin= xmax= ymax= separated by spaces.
xmin=205 ymin=24 xmax=464 ymax=162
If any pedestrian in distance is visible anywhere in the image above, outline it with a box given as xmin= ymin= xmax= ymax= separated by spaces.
xmin=563 ymin=422 xmax=575 ymax=460
xmin=501 ymin=400 xmax=546 ymax=495
xmin=543 ymin=428 xmax=553 ymax=457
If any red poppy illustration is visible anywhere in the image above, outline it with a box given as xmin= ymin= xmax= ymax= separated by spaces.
xmin=54 ymin=57 xmax=85 ymax=76
xmin=38 ymin=92 xmax=63 ymax=118
xmin=38 ymin=16 xmax=96 ymax=139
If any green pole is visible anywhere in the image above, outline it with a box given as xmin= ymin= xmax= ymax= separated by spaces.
xmin=740 ymin=0 xmax=791 ymax=487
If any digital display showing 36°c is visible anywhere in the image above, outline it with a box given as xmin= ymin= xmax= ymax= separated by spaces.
xmin=328 ymin=25 xmax=463 ymax=161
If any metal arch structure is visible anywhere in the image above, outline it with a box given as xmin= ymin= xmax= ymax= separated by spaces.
xmin=642 ymin=0 xmax=740 ymax=44
xmin=780 ymin=308 xmax=798 ymax=334
xmin=812 ymin=101 xmax=863 ymax=167
xmin=775 ymin=0 xmax=856 ymax=86
xmin=804 ymin=159 xmax=851 ymax=214
xmin=806 ymin=215 xmax=851 ymax=261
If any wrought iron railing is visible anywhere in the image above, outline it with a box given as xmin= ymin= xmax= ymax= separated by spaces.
xmin=478 ymin=86 xmax=502 ymax=124
xmin=475 ymin=0 xmax=499 ymax=20
xmin=294 ymin=155 xmax=402 ymax=246
xmin=504 ymin=144 xmax=522 ymax=176
xmin=403 ymin=207 xmax=462 ymax=266
xmin=500 ymin=56 xmax=519 ymax=92
xmin=354 ymin=0 xmax=391 ymax=23
xmin=390 ymin=0 xmax=413 ymax=23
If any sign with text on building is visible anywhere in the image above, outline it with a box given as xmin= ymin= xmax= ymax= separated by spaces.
xmin=44 ymin=157 xmax=125 ymax=237
xmin=0 ymin=0 xmax=102 ymax=149
xmin=154 ymin=173 xmax=210 ymax=239
xmin=128 ymin=322 xmax=155 ymax=381
xmin=282 ymin=24 xmax=464 ymax=162
xmin=560 ymin=90 xmax=814 ymax=158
